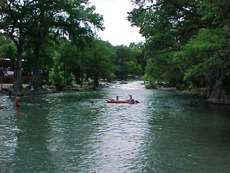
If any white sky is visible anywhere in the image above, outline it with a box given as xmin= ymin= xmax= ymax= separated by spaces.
xmin=90 ymin=0 xmax=144 ymax=46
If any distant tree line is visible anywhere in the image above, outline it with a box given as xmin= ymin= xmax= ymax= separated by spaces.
xmin=0 ymin=0 xmax=144 ymax=93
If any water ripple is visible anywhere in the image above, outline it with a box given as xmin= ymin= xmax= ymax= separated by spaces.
xmin=1 ymin=81 xmax=230 ymax=173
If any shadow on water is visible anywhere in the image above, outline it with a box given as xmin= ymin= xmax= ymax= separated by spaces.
xmin=1 ymin=91 xmax=107 ymax=172
xmin=11 ymin=104 xmax=56 ymax=173
xmin=141 ymin=90 xmax=230 ymax=173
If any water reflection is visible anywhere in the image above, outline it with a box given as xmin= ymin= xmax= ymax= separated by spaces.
xmin=0 ymin=96 xmax=17 ymax=173
xmin=90 ymin=81 xmax=152 ymax=172
xmin=12 ymin=103 xmax=55 ymax=172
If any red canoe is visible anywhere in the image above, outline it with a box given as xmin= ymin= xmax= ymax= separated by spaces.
xmin=106 ymin=100 xmax=129 ymax=103
xmin=106 ymin=100 xmax=140 ymax=104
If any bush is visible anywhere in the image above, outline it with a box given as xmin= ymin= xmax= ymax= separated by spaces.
xmin=49 ymin=62 xmax=65 ymax=91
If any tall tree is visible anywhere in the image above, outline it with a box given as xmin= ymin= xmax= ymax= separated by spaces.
xmin=0 ymin=0 xmax=37 ymax=94
xmin=82 ymin=40 xmax=115 ymax=88
xmin=0 ymin=0 xmax=104 ymax=93
xmin=129 ymin=0 xmax=230 ymax=103
xmin=27 ymin=0 xmax=104 ymax=90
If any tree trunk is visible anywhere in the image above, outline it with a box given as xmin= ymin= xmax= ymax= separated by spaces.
xmin=31 ymin=46 xmax=41 ymax=90
xmin=75 ymin=72 xmax=83 ymax=87
xmin=14 ymin=50 xmax=23 ymax=95
xmin=93 ymin=75 xmax=99 ymax=89
xmin=206 ymin=75 xmax=230 ymax=104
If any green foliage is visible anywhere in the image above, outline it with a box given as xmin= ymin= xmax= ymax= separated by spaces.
xmin=114 ymin=44 xmax=144 ymax=80
xmin=81 ymin=40 xmax=116 ymax=87
xmin=129 ymin=0 xmax=230 ymax=96
xmin=0 ymin=0 xmax=104 ymax=92
xmin=49 ymin=59 xmax=65 ymax=91
xmin=0 ymin=35 xmax=16 ymax=59
xmin=183 ymin=28 xmax=228 ymax=88
xmin=0 ymin=0 xmax=145 ymax=91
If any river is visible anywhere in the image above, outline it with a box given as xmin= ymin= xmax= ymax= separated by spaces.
xmin=0 ymin=81 xmax=230 ymax=173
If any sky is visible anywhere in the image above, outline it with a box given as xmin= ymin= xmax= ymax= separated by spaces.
xmin=90 ymin=0 xmax=144 ymax=46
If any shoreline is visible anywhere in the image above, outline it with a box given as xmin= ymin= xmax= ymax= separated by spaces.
xmin=0 ymin=82 xmax=111 ymax=97
xmin=1 ymin=82 xmax=230 ymax=105
xmin=146 ymin=86 xmax=230 ymax=105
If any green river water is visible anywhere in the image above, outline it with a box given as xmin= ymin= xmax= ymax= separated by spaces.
xmin=0 ymin=81 xmax=230 ymax=173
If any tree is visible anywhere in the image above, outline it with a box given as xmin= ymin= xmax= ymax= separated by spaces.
xmin=114 ymin=46 xmax=131 ymax=80
xmin=129 ymin=0 xmax=230 ymax=103
xmin=27 ymin=0 xmax=104 ymax=90
xmin=81 ymin=40 xmax=115 ymax=89
xmin=59 ymin=40 xmax=82 ymax=85
xmin=0 ymin=35 xmax=16 ymax=59
xmin=0 ymin=0 xmax=37 ymax=94
xmin=0 ymin=0 xmax=104 ymax=93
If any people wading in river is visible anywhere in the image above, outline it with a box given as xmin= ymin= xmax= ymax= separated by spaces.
xmin=15 ymin=95 xmax=21 ymax=108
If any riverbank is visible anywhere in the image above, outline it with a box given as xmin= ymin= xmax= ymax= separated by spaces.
xmin=0 ymin=81 xmax=112 ymax=97
xmin=2 ymin=80 xmax=229 ymax=105
xmin=145 ymin=83 xmax=230 ymax=105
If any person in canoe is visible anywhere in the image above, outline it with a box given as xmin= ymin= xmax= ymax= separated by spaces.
xmin=128 ymin=95 xmax=140 ymax=104
xmin=106 ymin=95 xmax=140 ymax=104
xmin=106 ymin=96 xmax=127 ymax=103
xmin=128 ymin=95 xmax=135 ymax=104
